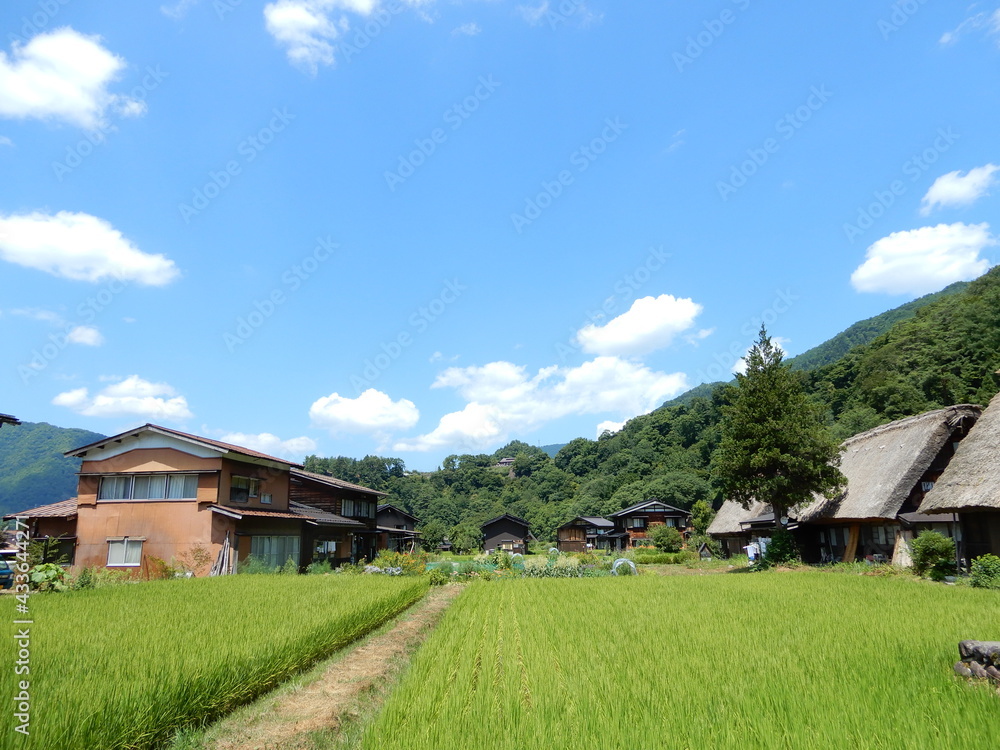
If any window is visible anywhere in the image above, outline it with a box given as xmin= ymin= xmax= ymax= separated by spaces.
xmin=342 ymin=499 xmax=373 ymax=518
xmin=921 ymin=481 xmax=935 ymax=492
xmin=628 ymin=517 xmax=646 ymax=530
xmin=107 ymin=538 xmax=143 ymax=566
xmin=99 ymin=476 xmax=130 ymax=500
xmin=260 ymin=493 xmax=272 ymax=505
xmin=250 ymin=536 xmax=300 ymax=569
xmin=99 ymin=474 xmax=198 ymax=501
xmin=342 ymin=498 xmax=354 ymax=517
xmin=230 ymin=476 xmax=260 ymax=503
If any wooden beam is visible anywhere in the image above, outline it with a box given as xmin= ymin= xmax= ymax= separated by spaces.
xmin=842 ymin=523 xmax=860 ymax=563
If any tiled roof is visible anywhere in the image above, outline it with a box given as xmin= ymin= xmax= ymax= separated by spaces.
xmin=3 ymin=498 xmax=78 ymax=520
xmin=290 ymin=468 xmax=387 ymax=496
xmin=210 ymin=502 xmax=365 ymax=527
xmin=290 ymin=501 xmax=365 ymax=527
xmin=67 ymin=424 xmax=302 ymax=467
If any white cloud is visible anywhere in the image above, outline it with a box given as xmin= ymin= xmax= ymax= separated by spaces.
xmin=217 ymin=431 xmax=317 ymax=460
xmin=576 ymin=294 xmax=703 ymax=356
xmin=596 ymin=420 xmax=625 ymax=437
xmin=732 ymin=337 xmax=789 ymax=375
xmin=685 ymin=327 xmax=715 ymax=346
xmin=939 ymin=9 xmax=1000 ymax=45
xmin=851 ymin=223 xmax=995 ymax=295
xmin=161 ymin=0 xmax=201 ymax=19
xmin=310 ymin=388 xmax=420 ymax=434
xmin=921 ymin=164 xmax=999 ymax=214
xmin=66 ymin=325 xmax=104 ymax=346
xmin=394 ymin=357 xmax=688 ymax=452
xmin=52 ymin=375 xmax=193 ymax=420
xmin=11 ymin=307 xmax=63 ymax=325
xmin=0 ymin=28 xmax=141 ymax=129
xmin=452 ymin=22 xmax=481 ymax=35
xmin=0 ymin=136 xmax=11 ymax=147
xmin=516 ymin=2 xmax=549 ymax=25
xmin=0 ymin=211 xmax=179 ymax=285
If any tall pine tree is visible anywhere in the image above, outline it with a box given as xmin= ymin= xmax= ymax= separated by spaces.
xmin=712 ymin=327 xmax=845 ymax=562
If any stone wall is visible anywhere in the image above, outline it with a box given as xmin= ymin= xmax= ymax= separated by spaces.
xmin=953 ymin=640 xmax=1000 ymax=687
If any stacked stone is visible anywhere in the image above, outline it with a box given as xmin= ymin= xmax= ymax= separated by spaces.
xmin=954 ymin=641 xmax=1000 ymax=685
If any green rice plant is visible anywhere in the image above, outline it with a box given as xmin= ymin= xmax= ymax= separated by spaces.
xmin=363 ymin=573 xmax=1000 ymax=750
xmin=2 ymin=575 xmax=426 ymax=749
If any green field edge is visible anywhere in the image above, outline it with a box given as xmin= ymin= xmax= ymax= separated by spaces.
xmin=168 ymin=584 xmax=458 ymax=750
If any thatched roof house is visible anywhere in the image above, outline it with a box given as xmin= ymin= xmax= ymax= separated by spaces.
xmin=706 ymin=499 xmax=769 ymax=556
xmin=918 ymin=392 xmax=1000 ymax=558
xmin=797 ymin=405 xmax=980 ymax=523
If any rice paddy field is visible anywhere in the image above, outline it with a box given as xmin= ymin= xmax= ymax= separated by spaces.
xmin=363 ymin=573 xmax=1000 ymax=750
xmin=2 ymin=575 xmax=427 ymax=750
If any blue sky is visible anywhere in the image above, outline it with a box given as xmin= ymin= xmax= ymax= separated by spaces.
xmin=1 ymin=0 xmax=998 ymax=470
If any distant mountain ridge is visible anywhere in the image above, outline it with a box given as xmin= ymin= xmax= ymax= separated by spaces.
xmin=0 ymin=422 xmax=105 ymax=518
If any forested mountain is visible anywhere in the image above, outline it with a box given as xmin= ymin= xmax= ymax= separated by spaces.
xmin=305 ymin=267 xmax=1000 ymax=543
xmin=0 ymin=422 xmax=105 ymax=517
xmin=786 ymin=281 xmax=969 ymax=372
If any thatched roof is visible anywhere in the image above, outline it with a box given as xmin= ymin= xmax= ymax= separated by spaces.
xmin=798 ymin=404 xmax=981 ymax=523
xmin=919 ymin=392 xmax=1000 ymax=514
xmin=706 ymin=499 xmax=769 ymax=537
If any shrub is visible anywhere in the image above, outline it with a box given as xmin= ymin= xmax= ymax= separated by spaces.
xmin=650 ymin=525 xmax=684 ymax=553
xmin=71 ymin=567 xmax=94 ymax=590
xmin=29 ymin=563 xmax=68 ymax=592
xmin=428 ymin=568 xmax=451 ymax=586
xmin=970 ymin=554 xmax=1000 ymax=589
xmin=762 ymin=528 xmax=799 ymax=566
xmin=278 ymin=556 xmax=300 ymax=575
xmin=910 ymin=531 xmax=956 ymax=580
xmin=306 ymin=560 xmax=333 ymax=575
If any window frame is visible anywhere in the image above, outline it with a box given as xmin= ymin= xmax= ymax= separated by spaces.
xmin=107 ymin=537 xmax=144 ymax=567
xmin=98 ymin=474 xmax=199 ymax=502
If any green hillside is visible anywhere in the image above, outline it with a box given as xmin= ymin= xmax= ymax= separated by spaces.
xmin=786 ymin=281 xmax=969 ymax=371
xmin=0 ymin=422 xmax=105 ymax=517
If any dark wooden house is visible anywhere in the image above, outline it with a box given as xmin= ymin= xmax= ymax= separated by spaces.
xmin=555 ymin=516 xmax=615 ymax=552
xmin=289 ymin=469 xmax=385 ymax=564
xmin=376 ymin=504 xmax=421 ymax=552
xmin=610 ymin=500 xmax=692 ymax=548
xmin=481 ymin=513 xmax=532 ymax=554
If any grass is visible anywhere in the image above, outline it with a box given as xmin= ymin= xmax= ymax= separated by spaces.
xmin=362 ymin=572 xmax=1000 ymax=749
xmin=3 ymin=575 xmax=427 ymax=749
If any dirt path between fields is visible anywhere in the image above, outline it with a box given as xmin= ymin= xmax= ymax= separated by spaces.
xmin=208 ymin=585 xmax=462 ymax=750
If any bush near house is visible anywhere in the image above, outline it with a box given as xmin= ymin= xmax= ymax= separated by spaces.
xmin=970 ymin=554 xmax=1000 ymax=589
xmin=910 ymin=530 xmax=957 ymax=580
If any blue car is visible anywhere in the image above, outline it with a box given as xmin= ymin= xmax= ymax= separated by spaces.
xmin=0 ymin=558 xmax=14 ymax=589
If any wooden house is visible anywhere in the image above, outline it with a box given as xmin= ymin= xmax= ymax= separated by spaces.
xmin=795 ymin=405 xmax=980 ymax=564
xmin=4 ymin=424 xmax=385 ymax=575
xmin=0 ymin=413 xmax=20 ymax=428
xmin=555 ymin=516 xmax=615 ymax=552
xmin=919 ymin=391 xmax=1000 ymax=561
xmin=376 ymin=504 xmax=421 ymax=552
xmin=2 ymin=498 xmax=78 ymax=563
xmin=609 ymin=499 xmax=692 ymax=548
xmin=481 ymin=514 xmax=532 ymax=554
